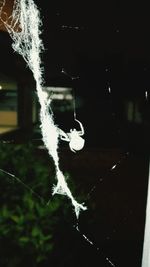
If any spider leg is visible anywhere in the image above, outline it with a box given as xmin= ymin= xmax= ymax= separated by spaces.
xmin=58 ymin=128 xmax=70 ymax=142
xmin=75 ymin=119 xmax=84 ymax=136
xmin=70 ymin=147 xmax=76 ymax=153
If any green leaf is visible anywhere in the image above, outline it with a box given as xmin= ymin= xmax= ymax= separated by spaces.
xmin=1 ymin=206 xmax=10 ymax=218
xmin=19 ymin=236 xmax=29 ymax=243
xmin=43 ymin=234 xmax=52 ymax=241
xmin=31 ymin=226 xmax=41 ymax=237
xmin=11 ymin=215 xmax=19 ymax=223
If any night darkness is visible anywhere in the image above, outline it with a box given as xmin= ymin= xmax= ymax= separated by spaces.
xmin=34 ymin=0 xmax=150 ymax=150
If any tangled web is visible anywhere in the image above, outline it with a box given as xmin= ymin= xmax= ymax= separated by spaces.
xmin=1 ymin=2 xmax=141 ymax=267
xmin=0 ymin=0 xmax=86 ymax=218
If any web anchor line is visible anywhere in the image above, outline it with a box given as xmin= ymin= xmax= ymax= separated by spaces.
xmin=0 ymin=168 xmax=45 ymax=203
xmin=73 ymin=151 xmax=130 ymax=266
xmin=86 ymin=151 xmax=129 ymax=201
xmin=74 ymin=222 xmax=116 ymax=267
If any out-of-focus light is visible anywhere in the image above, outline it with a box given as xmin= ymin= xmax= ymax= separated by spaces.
xmin=44 ymin=86 xmax=72 ymax=93
xmin=43 ymin=86 xmax=73 ymax=101
xmin=145 ymin=91 xmax=148 ymax=100
xmin=0 ymin=85 xmax=2 ymax=90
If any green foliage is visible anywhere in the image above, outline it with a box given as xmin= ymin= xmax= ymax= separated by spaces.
xmin=0 ymin=142 xmax=75 ymax=267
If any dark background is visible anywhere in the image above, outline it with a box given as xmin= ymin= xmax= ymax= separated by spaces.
xmin=38 ymin=0 xmax=150 ymax=151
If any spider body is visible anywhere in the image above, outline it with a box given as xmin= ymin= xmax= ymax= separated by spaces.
xmin=59 ymin=119 xmax=85 ymax=152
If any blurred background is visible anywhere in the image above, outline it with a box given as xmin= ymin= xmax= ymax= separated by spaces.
xmin=0 ymin=0 xmax=150 ymax=266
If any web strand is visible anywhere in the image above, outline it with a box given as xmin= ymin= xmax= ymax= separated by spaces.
xmin=0 ymin=167 xmax=45 ymax=203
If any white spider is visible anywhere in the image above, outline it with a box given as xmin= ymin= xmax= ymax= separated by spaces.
xmin=59 ymin=119 xmax=85 ymax=153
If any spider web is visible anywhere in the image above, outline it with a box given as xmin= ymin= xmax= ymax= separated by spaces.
xmin=0 ymin=0 xmax=86 ymax=219
xmin=0 ymin=1 xmax=148 ymax=267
